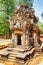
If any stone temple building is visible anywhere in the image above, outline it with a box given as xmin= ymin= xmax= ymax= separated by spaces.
xmin=0 ymin=4 xmax=42 ymax=64
xmin=10 ymin=4 xmax=42 ymax=48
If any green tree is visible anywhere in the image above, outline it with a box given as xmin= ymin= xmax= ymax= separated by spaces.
xmin=41 ymin=13 xmax=43 ymax=17
xmin=38 ymin=21 xmax=43 ymax=34
xmin=15 ymin=0 xmax=34 ymax=8
xmin=41 ymin=13 xmax=43 ymax=20
xmin=0 ymin=0 xmax=34 ymax=36
xmin=0 ymin=0 xmax=15 ymax=36
xmin=0 ymin=0 xmax=15 ymax=19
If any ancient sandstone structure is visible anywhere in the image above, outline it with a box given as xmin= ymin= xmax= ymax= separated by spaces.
xmin=10 ymin=4 xmax=42 ymax=48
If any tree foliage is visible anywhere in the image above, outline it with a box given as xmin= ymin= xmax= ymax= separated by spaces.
xmin=41 ymin=13 xmax=43 ymax=17
xmin=0 ymin=0 xmax=15 ymax=36
xmin=38 ymin=21 xmax=43 ymax=34
xmin=0 ymin=0 xmax=34 ymax=36
xmin=15 ymin=0 xmax=34 ymax=8
xmin=41 ymin=12 xmax=43 ymax=20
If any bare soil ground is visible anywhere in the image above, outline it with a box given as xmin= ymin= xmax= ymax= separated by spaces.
xmin=27 ymin=52 xmax=43 ymax=65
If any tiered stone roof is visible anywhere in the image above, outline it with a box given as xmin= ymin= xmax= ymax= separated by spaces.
xmin=10 ymin=4 xmax=39 ymax=31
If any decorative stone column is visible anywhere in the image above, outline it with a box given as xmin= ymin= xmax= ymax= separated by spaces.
xmin=21 ymin=33 xmax=26 ymax=47
xmin=12 ymin=33 xmax=15 ymax=47
xmin=14 ymin=34 xmax=17 ymax=47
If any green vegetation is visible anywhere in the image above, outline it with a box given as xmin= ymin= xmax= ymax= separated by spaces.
xmin=41 ymin=13 xmax=43 ymax=18
xmin=0 ymin=0 xmax=15 ymax=36
xmin=15 ymin=0 xmax=34 ymax=8
xmin=38 ymin=21 xmax=43 ymax=34
xmin=0 ymin=0 xmax=43 ymax=37
xmin=0 ymin=0 xmax=34 ymax=36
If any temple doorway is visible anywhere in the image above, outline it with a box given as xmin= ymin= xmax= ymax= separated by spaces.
xmin=17 ymin=35 xmax=21 ymax=45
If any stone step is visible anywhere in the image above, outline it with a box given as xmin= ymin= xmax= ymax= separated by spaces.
xmin=8 ymin=59 xmax=25 ymax=64
xmin=9 ymin=53 xmax=17 ymax=56
xmin=8 ymin=58 xmax=15 ymax=60
xmin=9 ymin=55 xmax=16 ymax=57
xmin=8 ymin=47 xmax=28 ymax=52
xmin=8 ymin=56 xmax=16 ymax=58
xmin=8 ymin=48 xmax=35 ymax=59
xmin=8 ymin=58 xmax=16 ymax=62
xmin=8 ymin=54 xmax=16 ymax=57
xmin=8 ymin=57 xmax=25 ymax=64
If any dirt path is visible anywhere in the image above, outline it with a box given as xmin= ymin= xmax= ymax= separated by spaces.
xmin=27 ymin=52 xmax=43 ymax=65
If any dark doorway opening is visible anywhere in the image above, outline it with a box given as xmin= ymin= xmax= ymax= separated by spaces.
xmin=17 ymin=35 xmax=21 ymax=45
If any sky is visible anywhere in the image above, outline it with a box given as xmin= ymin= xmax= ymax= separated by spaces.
xmin=33 ymin=0 xmax=43 ymax=23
